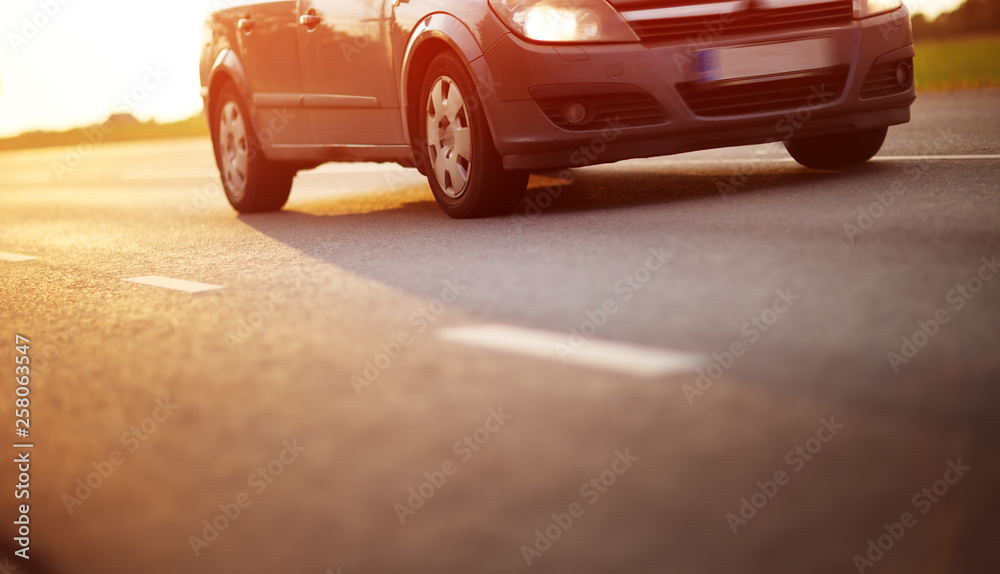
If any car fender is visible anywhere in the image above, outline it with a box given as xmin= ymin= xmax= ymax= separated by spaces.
xmin=205 ymin=48 xmax=252 ymax=121
xmin=402 ymin=13 xmax=484 ymax=87
xmin=399 ymin=13 xmax=504 ymax=154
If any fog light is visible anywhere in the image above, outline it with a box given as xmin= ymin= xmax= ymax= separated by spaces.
xmin=895 ymin=62 xmax=912 ymax=88
xmin=562 ymin=102 xmax=590 ymax=125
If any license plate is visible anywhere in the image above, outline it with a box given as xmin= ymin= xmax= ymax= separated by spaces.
xmin=694 ymin=37 xmax=836 ymax=83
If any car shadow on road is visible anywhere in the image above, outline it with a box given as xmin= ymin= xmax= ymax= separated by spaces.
xmin=523 ymin=161 xmax=885 ymax=215
xmin=236 ymin=162 xmax=888 ymax=309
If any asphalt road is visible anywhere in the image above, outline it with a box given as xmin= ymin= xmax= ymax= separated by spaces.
xmin=1 ymin=90 xmax=999 ymax=574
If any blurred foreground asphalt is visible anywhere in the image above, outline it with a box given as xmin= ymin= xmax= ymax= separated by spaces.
xmin=1 ymin=90 xmax=999 ymax=574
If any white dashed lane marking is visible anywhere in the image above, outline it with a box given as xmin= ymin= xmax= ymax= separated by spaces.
xmin=123 ymin=276 xmax=225 ymax=294
xmin=438 ymin=324 xmax=705 ymax=378
xmin=874 ymin=154 xmax=1000 ymax=161
xmin=638 ymin=154 xmax=1000 ymax=166
xmin=0 ymin=252 xmax=38 ymax=262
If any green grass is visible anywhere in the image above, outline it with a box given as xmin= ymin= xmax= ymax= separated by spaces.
xmin=914 ymin=34 xmax=1000 ymax=91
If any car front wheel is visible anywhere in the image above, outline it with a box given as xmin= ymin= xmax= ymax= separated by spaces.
xmin=784 ymin=127 xmax=888 ymax=170
xmin=212 ymin=84 xmax=295 ymax=213
xmin=418 ymin=52 xmax=528 ymax=219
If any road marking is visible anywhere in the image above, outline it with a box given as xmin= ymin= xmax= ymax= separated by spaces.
xmin=634 ymin=154 xmax=1000 ymax=166
xmin=123 ymin=276 xmax=225 ymax=293
xmin=0 ymin=252 xmax=37 ymax=262
xmin=438 ymin=324 xmax=705 ymax=378
xmin=874 ymin=154 xmax=1000 ymax=161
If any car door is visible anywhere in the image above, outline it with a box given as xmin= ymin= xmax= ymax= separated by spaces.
xmin=235 ymin=0 xmax=312 ymax=144
xmin=296 ymin=0 xmax=404 ymax=145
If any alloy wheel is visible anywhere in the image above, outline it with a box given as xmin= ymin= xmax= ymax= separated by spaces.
xmin=218 ymin=100 xmax=250 ymax=200
xmin=425 ymin=76 xmax=473 ymax=199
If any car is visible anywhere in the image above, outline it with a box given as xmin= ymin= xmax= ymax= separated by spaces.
xmin=199 ymin=0 xmax=916 ymax=218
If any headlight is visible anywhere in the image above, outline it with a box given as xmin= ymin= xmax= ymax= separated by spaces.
xmin=854 ymin=0 xmax=903 ymax=18
xmin=489 ymin=0 xmax=639 ymax=43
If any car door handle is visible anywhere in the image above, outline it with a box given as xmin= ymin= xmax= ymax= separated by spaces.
xmin=299 ymin=14 xmax=321 ymax=29
xmin=237 ymin=18 xmax=255 ymax=34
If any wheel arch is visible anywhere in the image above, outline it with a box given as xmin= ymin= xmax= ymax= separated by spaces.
xmin=401 ymin=14 xmax=492 ymax=175
xmin=206 ymin=49 xmax=253 ymax=137
xmin=204 ymin=50 xmax=258 ymax=173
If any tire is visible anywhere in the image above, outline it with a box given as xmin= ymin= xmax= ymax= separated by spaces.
xmin=784 ymin=127 xmax=888 ymax=170
xmin=211 ymin=84 xmax=295 ymax=213
xmin=418 ymin=52 xmax=528 ymax=219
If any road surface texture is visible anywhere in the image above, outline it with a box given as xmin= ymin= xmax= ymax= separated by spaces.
xmin=1 ymin=90 xmax=999 ymax=574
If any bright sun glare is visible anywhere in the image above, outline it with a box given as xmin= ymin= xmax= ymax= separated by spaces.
xmin=0 ymin=0 xmax=966 ymax=139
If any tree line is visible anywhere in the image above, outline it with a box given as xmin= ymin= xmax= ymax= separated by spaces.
xmin=912 ymin=0 xmax=1000 ymax=38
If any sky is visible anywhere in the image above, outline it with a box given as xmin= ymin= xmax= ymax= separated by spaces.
xmin=0 ymin=0 xmax=966 ymax=138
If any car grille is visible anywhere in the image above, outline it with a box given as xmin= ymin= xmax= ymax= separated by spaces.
xmin=531 ymin=85 xmax=670 ymax=131
xmin=860 ymin=57 xmax=913 ymax=99
xmin=619 ymin=0 xmax=854 ymax=44
xmin=675 ymin=65 xmax=849 ymax=117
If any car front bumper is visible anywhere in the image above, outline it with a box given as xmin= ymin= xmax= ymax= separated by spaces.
xmin=475 ymin=7 xmax=916 ymax=171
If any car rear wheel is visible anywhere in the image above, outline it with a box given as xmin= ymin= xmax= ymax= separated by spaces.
xmin=212 ymin=84 xmax=295 ymax=213
xmin=784 ymin=127 xmax=888 ymax=170
xmin=419 ymin=52 xmax=528 ymax=219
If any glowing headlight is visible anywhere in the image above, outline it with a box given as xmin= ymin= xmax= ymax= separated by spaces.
xmin=524 ymin=6 xmax=598 ymax=41
xmin=854 ymin=0 xmax=904 ymax=18
xmin=490 ymin=0 xmax=638 ymax=43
